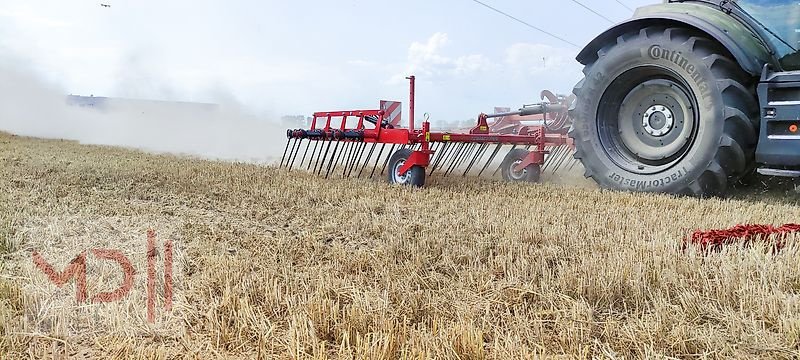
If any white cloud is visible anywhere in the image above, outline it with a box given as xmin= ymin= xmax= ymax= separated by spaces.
xmin=394 ymin=32 xmax=494 ymax=83
xmin=0 ymin=9 xmax=72 ymax=29
xmin=384 ymin=33 xmax=585 ymax=123
xmin=394 ymin=33 xmax=581 ymax=88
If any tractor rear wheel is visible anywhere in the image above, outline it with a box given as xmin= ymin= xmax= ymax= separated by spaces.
xmin=570 ymin=27 xmax=758 ymax=197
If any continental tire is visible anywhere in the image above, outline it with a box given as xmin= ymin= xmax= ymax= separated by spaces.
xmin=570 ymin=27 xmax=758 ymax=197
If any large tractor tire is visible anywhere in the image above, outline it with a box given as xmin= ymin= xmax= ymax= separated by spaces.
xmin=570 ymin=26 xmax=758 ymax=197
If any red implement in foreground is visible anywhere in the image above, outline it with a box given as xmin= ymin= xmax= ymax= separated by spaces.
xmin=280 ymin=76 xmax=577 ymax=187
xmin=684 ymin=224 xmax=800 ymax=252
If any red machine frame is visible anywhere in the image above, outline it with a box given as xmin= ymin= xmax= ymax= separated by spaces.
xmin=286 ymin=76 xmax=572 ymax=181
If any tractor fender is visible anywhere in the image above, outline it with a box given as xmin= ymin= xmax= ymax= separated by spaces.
xmin=576 ymin=6 xmax=774 ymax=76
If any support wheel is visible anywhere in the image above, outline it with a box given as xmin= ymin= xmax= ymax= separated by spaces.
xmin=501 ymin=149 xmax=541 ymax=183
xmin=387 ymin=148 xmax=425 ymax=187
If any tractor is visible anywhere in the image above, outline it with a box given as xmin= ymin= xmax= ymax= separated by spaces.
xmin=570 ymin=0 xmax=800 ymax=196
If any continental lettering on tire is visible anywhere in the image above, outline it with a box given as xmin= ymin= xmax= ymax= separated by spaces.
xmin=607 ymin=167 xmax=688 ymax=190
xmin=648 ymin=45 xmax=711 ymax=101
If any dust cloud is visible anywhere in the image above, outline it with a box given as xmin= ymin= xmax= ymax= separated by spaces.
xmin=0 ymin=56 xmax=287 ymax=164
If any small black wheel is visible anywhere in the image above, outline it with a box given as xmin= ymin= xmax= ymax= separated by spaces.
xmin=501 ymin=149 xmax=541 ymax=183
xmin=387 ymin=148 xmax=426 ymax=187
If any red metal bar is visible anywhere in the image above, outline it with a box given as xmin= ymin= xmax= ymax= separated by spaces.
xmin=515 ymin=151 xmax=546 ymax=172
xmin=364 ymin=128 xmax=409 ymax=144
xmin=406 ymin=75 xmax=415 ymax=131
xmin=398 ymin=149 xmax=433 ymax=176
xmin=425 ymin=132 xmax=543 ymax=144
xmin=313 ymin=110 xmax=383 ymax=117
xmin=421 ymin=120 xmax=430 ymax=152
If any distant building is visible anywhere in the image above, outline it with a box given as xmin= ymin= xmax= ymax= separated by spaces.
xmin=66 ymin=95 xmax=219 ymax=116
xmin=280 ymin=115 xmax=311 ymax=127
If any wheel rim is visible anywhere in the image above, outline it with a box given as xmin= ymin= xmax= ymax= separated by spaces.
xmin=509 ymin=159 xmax=527 ymax=180
xmin=597 ymin=66 xmax=699 ymax=175
xmin=393 ymin=159 xmax=410 ymax=184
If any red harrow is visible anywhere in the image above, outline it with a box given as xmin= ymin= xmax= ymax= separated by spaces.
xmin=280 ymin=76 xmax=580 ymax=187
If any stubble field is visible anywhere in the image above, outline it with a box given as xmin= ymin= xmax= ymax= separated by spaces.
xmin=1 ymin=131 xmax=800 ymax=359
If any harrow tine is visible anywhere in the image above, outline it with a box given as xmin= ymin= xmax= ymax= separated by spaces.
xmin=339 ymin=142 xmax=352 ymax=178
xmin=288 ymin=139 xmax=303 ymax=171
xmin=553 ymin=149 xmax=569 ymax=174
xmin=279 ymin=139 xmax=293 ymax=168
xmin=315 ymin=140 xmax=333 ymax=175
xmin=566 ymin=154 xmax=580 ymax=171
xmin=447 ymin=144 xmax=475 ymax=177
xmin=330 ymin=141 xmax=349 ymax=177
xmin=341 ymin=141 xmax=357 ymax=175
xmin=342 ymin=142 xmax=358 ymax=178
xmin=348 ymin=142 xmax=367 ymax=178
xmin=431 ymin=142 xmax=443 ymax=157
xmin=461 ymin=144 xmax=480 ymax=171
xmin=443 ymin=143 xmax=466 ymax=176
xmin=549 ymin=146 xmax=572 ymax=175
xmin=542 ymin=146 xmax=562 ymax=173
xmin=287 ymin=138 xmax=301 ymax=169
xmin=458 ymin=143 xmax=478 ymax=171
xmin=358 ymin=143 xmax=378 ymax=178
xmin=548 ymin=146 xmax=566 ymax=173
xmin=307 ymin=140 xmax=320 ymax=171
xmin=379 ymin=144 xmax=397 ymax=177
xmin=441 ymin=143 xmax=461 ymax=169
xmin=438 ymin=143 xmax=459 ymax=176
xmin=477 ymin=143 xmax=503 ymax=177
xmin=463 ymin=144 xmax=489 ymax=177
xmin=369 ymin=143 xmax=388 ymax=179
xmin=427 ymin=142 xmax=442 ymax=173
xmin=429 ymin=143 xmax=452 ymax=176
xmin=562 ymin=149 xmax=578 ymax=170
xmin=324 ymin=140 xmax=341 ymax=179
xmin=493 ymin=144 xmax=517 ymax=177
xmin=444 ymin=144 xmax=467 ymax=177
xmin=297 ymin=139 xmax=312 ymax=170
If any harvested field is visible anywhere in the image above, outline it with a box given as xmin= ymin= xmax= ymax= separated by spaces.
xmin=1 ymin=131 xmax=800 ymax=359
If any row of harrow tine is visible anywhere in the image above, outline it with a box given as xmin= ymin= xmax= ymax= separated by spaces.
xmin=280 ymin=136 xmax=581 ymax=181
xmin=281 ymin=137 xmax=404 ymax=180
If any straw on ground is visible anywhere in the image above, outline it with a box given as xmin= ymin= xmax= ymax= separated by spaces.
xmin=1 ymin=131 xmax=799 ymax=359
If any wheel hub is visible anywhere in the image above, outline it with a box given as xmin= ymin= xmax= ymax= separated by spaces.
xmin=393 ymin=160 xmax=410 ymax=184
xmin=597 ymin=69 xmax=699 ymax=175
xmin=642 ymin=105 xmax=674 ymax=137
xmin=509 ymin=159 xmax=527 ymax=180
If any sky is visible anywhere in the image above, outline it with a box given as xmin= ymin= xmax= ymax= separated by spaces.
xmin=0 ymin=0 xmax=659 ymax=123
